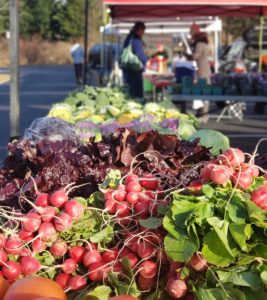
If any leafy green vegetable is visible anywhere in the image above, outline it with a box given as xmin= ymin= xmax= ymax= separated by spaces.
xmin=100 ymin=170 xmax=121 ymax=189
xmin=164 ymin=185 xmax=267 ymax=297
xmin=139 ymin=217 xmax=163 ymax=229
xmin=190 ymin=129 xmax=230 ymax=155
xmin=81 ymin=285 xmax=112 ymax=300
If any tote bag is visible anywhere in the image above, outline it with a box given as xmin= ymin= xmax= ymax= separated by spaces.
xmin=120 ymin=40 xmax=143 ymax=71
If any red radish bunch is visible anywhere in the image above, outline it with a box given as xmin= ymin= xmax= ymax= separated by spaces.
xmin=199 ymin=148 xmax=259 ymax=190
xmin=251 ymin=184 xmax=267 ymax=211
xmin=104 ymin=173 xmax=165 ymax=223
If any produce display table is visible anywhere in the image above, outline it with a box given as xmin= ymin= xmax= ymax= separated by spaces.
xmin=169 ymin=94 xmax=267 ymax=122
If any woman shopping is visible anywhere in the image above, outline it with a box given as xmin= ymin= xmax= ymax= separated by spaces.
xmin=122 ymin=21 xmax=148 ymax=99
xmin=190 ymin=23 xmax=211 ymax=122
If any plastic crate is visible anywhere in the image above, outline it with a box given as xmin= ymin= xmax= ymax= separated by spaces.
xmin=181 ymin=87 xmax=192 ymax=95
xmin=175 ymin=67 xmax=195 ymax=83
xmin=212 ymin=86 xmax=223 ymax=95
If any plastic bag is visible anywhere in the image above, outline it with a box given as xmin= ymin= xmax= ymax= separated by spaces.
xmin=24 ymin=117 xmax=79 ymax=144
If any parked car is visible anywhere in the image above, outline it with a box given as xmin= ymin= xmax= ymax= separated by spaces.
xmin=219 ymin=26 xmax=267 ymax=73
xmin=88 ymin=43 xmax=121 ymax=71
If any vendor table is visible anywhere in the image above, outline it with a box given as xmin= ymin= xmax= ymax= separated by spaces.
xmin=169 ymin=95 xmax=267 ymax=122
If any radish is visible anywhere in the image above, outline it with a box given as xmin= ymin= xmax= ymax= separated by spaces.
xmin=69 ymin=245 xmax=86 ymax=263
xmin=240 ymin=163 xmax=259 ymax=177
xmin=141 ymin=192 xmax=153 ymax=202
xmin=126 ymin=181 xmax=142 ymax=193
xmin=102 ymin=248 xmax=119 ymax=263
xmin=2 ymin=261 xmax=22 ymax=280
xmin=200 ymin=163 xmax=215 ymax=182
xmin=64 ymin=199 xmax=84 ymax=220
xmin=140 ymin=174 xmax=159 ymax=190
xmin=251 ymin=187 xmax=267 ymax=210
xmin=114 ymin=190 xmax=127 ymax=202
xmin=0 ymin=249 xmax=8 ymax=266
xmin=32 ymin=237 xmax=47 ymax=253
xmin=19 ymin=230 xmax=34 ymax=242
xmin=139 ymin=260 xmax=157 ymax=278
xmin=125 ymin=174 xmax=139 ymax=184
xmin=126 ymin=192 xmax=139 ymax=205
xmin=190 ymin=253 xmax=208 ymax=272
xmin=189 ymin=180 xmax=203 ymax=192
xmin=116 ymin=201 xmax=131 ymax=217
xmin=35 ymin=193 xmax=50 ymax=207
xmin=121 ymin=252 xmax=138 ymax=268
xmin=170 ymin=261 xmax=183 ymax=273
xmin=5 ymin=237 xmax=23 ymax=255
xmin=232 ymin=172 xmax=253 ymax=189
xmin=137 ymin=275 xmax=155 ymax=291
xmin=20 ymin=256 xmax=41 ymax=276
xmin=50 ymin=239 xmax=68 ymax=257
xmin=119 ymin=247 xmax=131 ymax=257
xmin=103 ymin=190 xmax=113 ymax=201
xmin=20 ymin=248 xmax=31 ymax=257
xmin=134 ymin=201 xmax=150 ymax=218
xmin=166 ymin=278 xmax=187 ymax=299
xmin=117 ymin=184 xmax=126 ymax=191
xmin=83 ymin=250 xmax=102 ymax=267
xmin=0 ymin=234 xmax=6 ymax=248
xmin=137 ymin=241 xmax=155 ymax=259
xmin=218 ymin=148 xmax=245 ymax=168
xmin=55 ymin=272 xmax=70 ymax=289
xmin=38 ymin=222 xmax=58 ymax=242
xmin=112 ymin=262 xmax=123 ymax=274
xmin=22 ymin=212 xmax=41 ymax=232
xmin=85 ymin=243 xmax=97 ymax=251
xmin=54 ymin=212 xmax=72 ymax=232
xmin=49 ymin=190 xmax=68 ymax=208
xmin=40 ymin=206 xmax=57 ymax=222
xmin=105 ymin=198 xmax=117 ymax=214
xmin=62 ymin=258 xmax=77 ymax=274
xmin=210 ymin=166 xmax=233 ymax=185
xmin=87 ymin=261 xmax=108 ymax=282
xmin=69 ymin=275 xmax=87 ymax=291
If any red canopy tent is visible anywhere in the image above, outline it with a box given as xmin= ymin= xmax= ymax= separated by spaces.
xmin=103 ymin=0 xmax=267 ymax=19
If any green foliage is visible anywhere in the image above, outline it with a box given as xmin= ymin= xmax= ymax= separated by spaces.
xmin=163 ymin=185 xmax=267 ymax=298
xmin=0 ymin=0 xmax=102 ymax=40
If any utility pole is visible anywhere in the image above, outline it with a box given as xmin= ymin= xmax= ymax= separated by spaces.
xmin=83 ymin=0 xmax=89 ymax=85
xmin=9 ymin=0 xmax=20 ymax=138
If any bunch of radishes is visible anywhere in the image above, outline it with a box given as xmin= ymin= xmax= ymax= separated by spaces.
xmin=104 ymin=173 xmax=167 ymax=224
xmin=0 ymin=188 xmax=88 ymax=288
xmin=196 ymin=148 xmax=259 ymax=189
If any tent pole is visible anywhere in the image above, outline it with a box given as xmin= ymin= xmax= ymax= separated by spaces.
xmin=9 ymin=0 xmax=20 ymax=139
xmin=83 ymin=0 xmax=89 ymax=85
xmin=258 ymin=16 xmax=264 ymax=73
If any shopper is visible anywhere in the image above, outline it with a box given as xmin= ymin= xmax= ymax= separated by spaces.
xmin=70 ymin=42 xmax=84 ymax=84
xmin=190 ymin=23 xmax=211 ymax=121
xmin=122 ymin=21 xmax=148 ymax=99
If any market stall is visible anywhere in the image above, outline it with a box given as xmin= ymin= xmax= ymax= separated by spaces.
xmin=104 ymin=0 xmax=267 ymax=116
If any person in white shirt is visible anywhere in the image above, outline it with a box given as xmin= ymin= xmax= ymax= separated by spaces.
xmin=70 ymin=43 xmax=84 ymax=84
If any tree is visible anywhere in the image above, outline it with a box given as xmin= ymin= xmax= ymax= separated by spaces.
xmin=19 ymin=0 xmax=56 ymax=39
xmin=0 ymin=0 xmax=102 ymax=41
xmin=53 ymin=0 xmax=85 ymax=39
xmin=0 ymin=0 xmax=9 ymax=36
